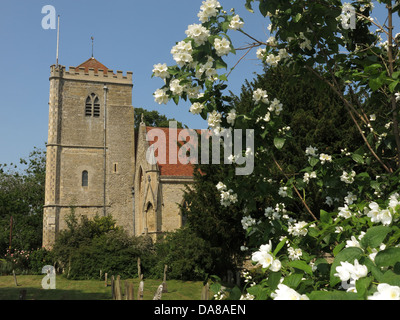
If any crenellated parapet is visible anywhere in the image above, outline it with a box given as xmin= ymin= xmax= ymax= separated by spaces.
xmin=50 ymin=64 xmax=133 ymax=85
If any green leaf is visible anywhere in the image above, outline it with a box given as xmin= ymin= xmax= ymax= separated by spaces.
xmin=375 ymin=248 xmax=400 ymax=268
xmin=352 ymin=153 xmax=364 ymax=164
xmin=382 ymin=270 xmax=400 ymax=286
xmin=246 ymin=284 xmax=268 ymax=300
xmin=320 ymin=210 xmax=332 ymax=224
xmin=274 ymin=137 xmax=286 ymax=150
xmin=360 ymin=226 xmax=391 ymax=249
xmin=389 ymin=80 xmax=399 ymax=93
xmin=309 ymin=157 xmax=319 ymax=167
xmin=356 ymin=277 xmax=373 ymax=300
xmin=288 ymin=260 xmax=313 ymax=275
xmin=294 ymin=13 xmax=302 ymax=22
xmin=267 ymin=271 xmax=281 ymax=291
xmin=273 ymin=238 xmax=287 ymax=256
xmin=369 ymin=77 xmax=383 ymax=91
xmin=308 ymin=290 xmax=358 ymax=300
xmin=283 ymin=271 xmax=303 ymax=289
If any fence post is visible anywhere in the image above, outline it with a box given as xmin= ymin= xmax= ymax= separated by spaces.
xmin=162 ymin=264 xmax=168 ymax=293
xmin=138 ymin=274 xmax=144 ymax=300
xmin=125 ymin=280 xmax=134 ymax=300
xmin=111 ymin=275 xmax=115 ymax=300
xmin=115 ymin=275 xmax=122 ymax=300
xmin=201 ymin=283 xmax=209 ymax=300
xmin=12 ymin=270 xmax=18 ymax=286
xmin=153 ymin=284 xmax=163 ymax=300
xmin=104 ymin=273 xmax=108 ymax=287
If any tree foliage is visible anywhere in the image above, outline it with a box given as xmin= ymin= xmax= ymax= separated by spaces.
xmin=0 ymin=147 xmax=46 ymax=255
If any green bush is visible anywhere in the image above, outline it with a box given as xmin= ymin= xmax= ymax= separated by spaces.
xmin=27 ymin=248 xmax=54 ymax=275
xmin=52 ymin=213 xmax=154 ymax=280
xmin=152 ymin=227 xmax=214 ymax=281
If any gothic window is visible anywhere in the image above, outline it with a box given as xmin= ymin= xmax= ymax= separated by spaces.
xmin=82 ymin=170 xmax=89 ymax=187
xmin=85 ymin=93 xmax=100 ymax=117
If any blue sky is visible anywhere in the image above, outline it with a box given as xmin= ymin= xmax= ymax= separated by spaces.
xmin=0 ymin=0 xmax=268 ymax=167
xmin=0 ymin=0 xmax=396 ymax=168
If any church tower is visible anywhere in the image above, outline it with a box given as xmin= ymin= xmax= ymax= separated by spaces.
xmin=43 ymin=57 xmax=135 ymax=249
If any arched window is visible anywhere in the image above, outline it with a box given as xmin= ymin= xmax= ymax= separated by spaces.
xmin=82 ymin=170 xmax=89 ymax=187
xmin=85 ymin=93 xmax=100 ymax=117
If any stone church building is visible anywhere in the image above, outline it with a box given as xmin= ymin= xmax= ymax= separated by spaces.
xmin=42 ymin=57 xmax=195 ymax=249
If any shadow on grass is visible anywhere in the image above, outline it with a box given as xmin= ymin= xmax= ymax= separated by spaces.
xmin=0 ymin=287 xmax=111 ymax=300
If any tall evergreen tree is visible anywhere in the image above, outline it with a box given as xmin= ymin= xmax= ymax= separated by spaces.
xmin=180 ymin=64 xmax=365 ymax=276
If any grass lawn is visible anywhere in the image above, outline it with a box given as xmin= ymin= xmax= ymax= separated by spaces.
xmin=0 ymin=275 xmax=205 ymax=300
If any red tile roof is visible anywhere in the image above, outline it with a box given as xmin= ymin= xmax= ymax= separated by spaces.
xmin=75 ymin=57 xmax=109 ymax=74
xmin=146 ymin=127 xmax=202 ymax=177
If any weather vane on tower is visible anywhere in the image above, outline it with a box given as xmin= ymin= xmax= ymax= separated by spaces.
xmin=91 ymin=36 xmax=94 ymax=58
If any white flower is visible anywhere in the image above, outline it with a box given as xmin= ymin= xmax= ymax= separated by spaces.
xmin=226 ymin=109 xmax=236 ymax=125
xmin=196 ymin=56 xmax=217 ymax=80
xmin=369 ymin=243 xmax=386 ymax=261
xmin=270 ymin=259 xmax=282 ymax=272
xmin=288 ymin=247 xmax=302 ymax=261
xmin=240 ymin=293 xmax=255 ymax=300
xmin=171 ymin=41 xmax=193 ymax=67
xmin=185 ymin=24 xmax=210 ymax=46
xmin=198 ymin=0 xmax=221 ymax=23
xmin=366 ymin=202 xmax=393 ymax=225
xmin=344 ymin=192 xmax=357 ymax=205
xmin=319 ymin=153 xmax=332 ymax=164
xmin=265 ymin=54 xmax=281 ymax=66
xmin=214 ymin=38 xmax=231 ymax=56
xmin=334 ymin=259 xmax=368 ymax=282
xmin=288 ymin=221 xmax=308 ymax=237
xmin=152 ymin=63 xmax=170 ymax=79
xmin=370 ymin=114 xmax=376 ymax=121
xmin=334 ymin=261 xmax=354 ymax=282
xmin=269 ymin=98 xmax=283 ymax=115
xmin=241 ymin=216 xmax=256 ymax=230
xmin=189 ymin=102 xmax=204 ymax=115
xmin=389 ymin=193 xmax=400 ymax=210
xmin=303 ymin=171 xmax=317 ymax=183
xmin=368 ymin=283 xmax=400 ymax=300
xmin=345 ymin=236 xmax=361 ymax=248
xmin=207 ymin=110 xmax=222 ymax=129
xmin=367 ymin=202 xmax=381 ymax=223
xmin=220 ymin=189 xmax=238 ymax=207
xmin=216 ymin=182 xmax=226 ymax=191
xmin=267 ymin=36 xmax=277 ymax=46
xmin=352 ymin=260 xmax=368 ymax=280
xmin=278 ymin=186 xmax=288 ymax=197
xmin=305 ymin=146 xmax=318 ymax=157
xmin=252 ymin=88 xmax=269 ymax=104
xmin=256 ymin=48 xmax=266 ymax=60
xmin=228 ymin=14 xmax=244 ymax=30
xmin=340 ymin=170 xmax=356 ymax=184
xmin=169 ymin=79 xmax=184 ymax=96
xmin=395 ymin=92 xmax=400 ymax=102
xmin=153 ymin=88 xmax=169 ymax=105
xmin=271 ymin=284 xmax=309 ymax=300
xmin=186 ymin=85 xmax=202 ymax=99
xmin=278 ymin=48 xmax=289 ymax=60
xmin=252 ymin=246 xmax=274 ymax=269
xmin=379 ymin=209 xmax=392 ymax=226
xmin=299 ymin=32 xmax=312 ymax=50
xmin=338 ymin=204 xmax=352 ymax=219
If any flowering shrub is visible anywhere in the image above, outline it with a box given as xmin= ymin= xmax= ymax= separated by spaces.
xmin=153 ymin=0 xmax=400 ymax=299
xmin=4 ymin=249 xmax=32 ymax=273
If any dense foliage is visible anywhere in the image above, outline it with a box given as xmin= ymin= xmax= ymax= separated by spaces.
xmin=0 ymin=147 xmax=45 ymax=255
xmin=152 ymin=0 xmax=400 ymax=300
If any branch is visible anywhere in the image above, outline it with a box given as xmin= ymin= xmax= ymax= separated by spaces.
xmin=272 ymin=155 xmax=318 ymax=221
xmin=305 ymin=65 xmax=393 ymax=174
